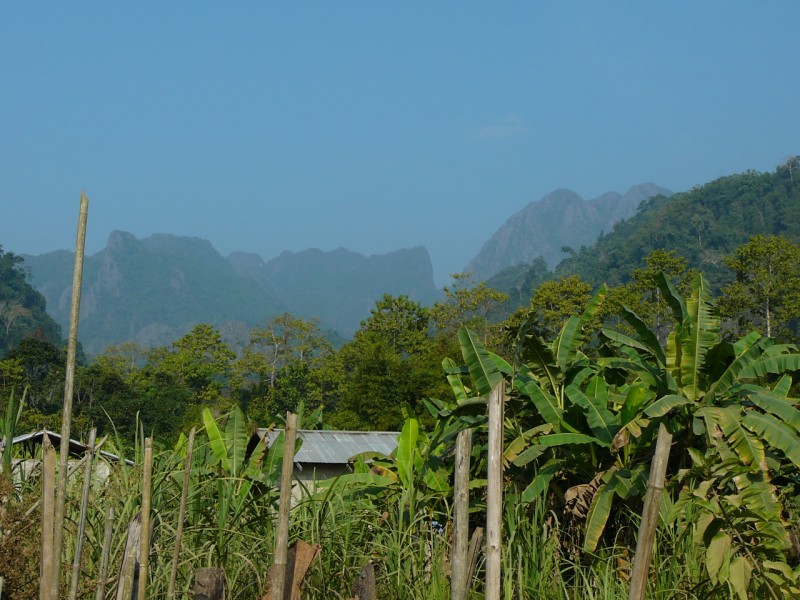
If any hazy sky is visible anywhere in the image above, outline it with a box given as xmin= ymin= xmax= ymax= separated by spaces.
xmin=2 ymin=3 xmax=798 ymax=285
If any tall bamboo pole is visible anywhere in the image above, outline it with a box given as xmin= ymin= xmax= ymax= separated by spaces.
xmin=69 ymin=428 xmax=97 ymax=600
xmin=138 ymin=438 xmax=154 ymax=600
xmin=168 ymin=427 xmax=195 ymax=600
xmin=628 ymin=423 xmax=673 ymax=600
xmin=485 ymin=382 xmax=505 ymax=600
xmin=40 ymin=434 xmax=57 ymax=600
xmin=271 ymin=412 xmax=298 ymax=600
xmin=451 ymin=428 xmax=473 ymax=600
xmin=53 ymin=193 xmax=89 ymax=597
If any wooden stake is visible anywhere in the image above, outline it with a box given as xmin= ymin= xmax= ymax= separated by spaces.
xmin=264 ymin=540 xmax=320 ymax=600
xmin=349 ymin=561 xmax=376 ymax=600
xmin=95 ymin=507 xmax=115 ymax=600
xmin=451 ymin=428 xmax=473 ymax=600
xmin=40 ymin=434 xmax=56 ymax=600
xmin=69 ymin=427 xmax=97 ymax=600
xmin=194 ymin=567 xmax=226 ymax=600
xmin=138 ymin=438 xmax=154 ymax=600
xmin=116 ymin=514 xmax=143 ymax=600
xmin=168 ymin=427 xmax=195 ymax=600
xmin=485 ymin=382 xmax=505 ymax=600
xmin=53 ymin=192 xmax=89 ymax=597
xmin=271 ymin=413 xmax=298 ymax=600
xmin=466 ymin=527 xmax=484 ymax=590
xmin=628 ymin=423 xmax=673 ymax=600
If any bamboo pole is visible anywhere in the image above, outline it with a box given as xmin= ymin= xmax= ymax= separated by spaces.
xmin=451 ymin=428 xmax=473 ymax=600
xmin=69 ymin=427 xmax=97 ymax=600
xmin=485 ymin=382 xmax=505 ymax=600
xmin=40 ymin=434 xmax=57 ymax=600
xmin=168 ymin=427 xmax=196 ymax=600
xmin=53 ymin=192 xmax=89 ymax=597
xmin=271 ymin=412 xmax=298 ymax=600
xmin=628 ymin=423 xmax=673 ymax=600
xmin=95 ymin=506 xmax=115 ymax=600
xmin=138 ymin=438 xmax=154 ymax=600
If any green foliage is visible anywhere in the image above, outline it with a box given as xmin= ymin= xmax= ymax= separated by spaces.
xmin=556 ymin=161 xmax=800 ymax=291
xmin=719 ymin=234 xmax=800 ymax=339
xmin=1 ymin=387 xmax=26 ymax=475
xmin=431 ymin=271 xmax=508 ymax=340
xmin=360 ymin=294 xmax=430 ymax=356
xmin=0 ymin=245 xmax=62 ymax=355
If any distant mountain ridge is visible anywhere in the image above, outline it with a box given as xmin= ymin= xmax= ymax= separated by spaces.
xmin=22 ymin=232 xmax=439 ymax=355
xmin=227 ymin=245 xmax=439 ymax=335
xmin=465 ymin=183 xmax=672 ymax=280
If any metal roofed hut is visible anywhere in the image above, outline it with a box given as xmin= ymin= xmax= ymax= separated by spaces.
xmin=247 ymin=428 xmax=399 ymax=484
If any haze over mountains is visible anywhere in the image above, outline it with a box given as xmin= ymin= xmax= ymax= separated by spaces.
xmin=21 ymin=182 xmax=669 ymax=355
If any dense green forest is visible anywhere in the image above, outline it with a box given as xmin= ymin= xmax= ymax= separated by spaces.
xmin=2 ymin=161 xmax=800 ymax=442
xmin=489 ymin=157 xmax=800 ymax=311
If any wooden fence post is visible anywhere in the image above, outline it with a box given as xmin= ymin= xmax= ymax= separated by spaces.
xmin=116 ymin=514 xmax=142 ymax=600
xmin=451 ymin=428 xmax=473 ymax=600
xmin=194 ymin=568 xmax=226 ymax=600
xmin=40 ymin=434 xmax=56 ymax=600
xmin=271 ymin=413 xmax=298 ymax=600
xmin=138 ymin=438 xmax=154 ymax=600
xmin=350 ymin=561 xmax=376 ymax=600
xmin=168 ymin=427 xmax=195 ymax=600
xmin=69 ymin=427 xmax=97 ymax=600
xmin=485 ymin=382 xmax=505 ymax=600
xmin=628 ymin=423 xmax=673 ymax=600
xmin=95 ymin=506 xmax=115 ymax=600
xmin=53 ymin=193 xmax=89 ymax=598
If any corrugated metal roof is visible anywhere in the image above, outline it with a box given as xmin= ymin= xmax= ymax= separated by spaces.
xmin=10 ymin=429 xmax=134 ymax=465
xmin=254 ymin=429 xmax=399 ymax=465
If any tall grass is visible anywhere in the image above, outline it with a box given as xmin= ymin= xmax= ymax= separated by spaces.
xmin=0 ymin=431 xmax=741 ymax=599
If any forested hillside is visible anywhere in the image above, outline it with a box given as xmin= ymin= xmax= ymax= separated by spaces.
xmin=0 ymin=246 xmax=61 ymax=354
xmin=556 ymin=158 xmax=800 ymax=288
xmin=485 ymin=158 xmax=800 ymax=316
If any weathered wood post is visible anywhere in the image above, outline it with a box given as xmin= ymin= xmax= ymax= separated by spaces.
xmin=95 ymin=506 xmax=115 ymax=600
xmin=53 ymin=193 xmax=89 ymax=598
xmin=138 ymin=438 xmax=154 ymax=600
xmin=168 ymin=427 xmax=196 ymax=600
xmin=271 ymin=412 xmax=298 ymax=600
xmin=350 ymin=561 xmax=376 ymax=600
xmin=194 ymin=568 xmax=226 ymax=600
xmin=69 ymin=427 xmax=97 ymax=600
xmin=628 ymin=423 xmax=673 ymax=600
xmin=40 ymin=433 xmax=57 ymax=600
xmin=485 ymin=381 xmax=505 ymax=600
xmin=116 ymin=514 xmax=143 ymax=600
xmin=451 ymin=428 xmax=473 ymax=600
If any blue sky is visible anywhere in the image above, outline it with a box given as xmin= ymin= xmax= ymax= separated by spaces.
xmin=1 ymin=3 xmax=798 ymax=285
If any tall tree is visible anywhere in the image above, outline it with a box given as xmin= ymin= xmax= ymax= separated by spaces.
xmin=147 ymin=324 xmax=235 ymax=407
xmin=719 ymin=235 xmax=800 ymax=339
xmin=360 ymin=294 xmax=430 ymax=356
xmin=603 ymin=249 xmax=694 ymax=342
xmin=431 ymin=272 xmax=508 ymax=341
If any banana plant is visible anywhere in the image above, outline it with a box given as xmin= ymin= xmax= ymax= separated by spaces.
xmin=187 ymin=406 xmax=300 ymax=564
xmin=444 ymin=286 xmax=653 ymax=552
xmin=1 ymin=386 xmax=26 ymax=477
xmin=606 ymin=273 xmax=800 ymax=594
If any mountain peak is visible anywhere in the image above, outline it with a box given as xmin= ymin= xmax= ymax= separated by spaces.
xmin=466 ymin=184 xmax=671 ymax=280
